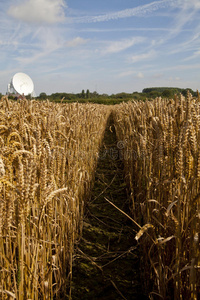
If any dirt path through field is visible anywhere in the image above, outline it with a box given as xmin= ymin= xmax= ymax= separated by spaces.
xmin=70 ymin=113 xmax=148 ymax=300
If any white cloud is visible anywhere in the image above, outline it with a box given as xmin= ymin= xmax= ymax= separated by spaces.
xmin=169 ymin=76 xmax=181 ymax=81
xmin=0 ymin=40 xmax=18 ymax=46
xmin=137 ymin=72 xmax=144 ymax=78
xmin=156 ymin=63 xmax=200 ymax=72
xmin=66 ymin=37 xmax=88 ymax=48
xmin=183 ymin=48 xmax=200 ymax=61
xmin=79 ymin=27 xmax=173 ymax=33
xmin=153 ymin=73 xmax=164 ymax=79
xmin=102 ymin=37 xmax=145 ymax=54
xmin=8 ymin=0 xmax=66 ymax=24
xmin=117 ymin=70 xmax=144 ymax=79
xmin=160 ymin=1 xmax=200 ymax=48
xmin=73 ymin=0 xmax=175 ymax=23
xmin=131 ymin=50 xmax=156 ymax=63
xmin=181 ymin=0 xmax=200 ymax=9
xmin=169 ymin=0 xmax=200 ymax=10
xmin=118 ymin=70 xmax=135 ymax=78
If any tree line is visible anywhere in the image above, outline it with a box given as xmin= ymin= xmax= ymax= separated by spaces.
xmin=38 ymin=87 xmax=198 ymax=103
xmin=3 ymin=87 xmax=198 ymax=104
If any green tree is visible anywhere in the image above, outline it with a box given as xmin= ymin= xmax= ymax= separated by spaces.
xmin=81 ymin=90 xmax=85 ymax=98
xmin=162 ymin=89 xmax=173 ymax=98
xmin=39 ymin=92 xmax=47 ymax=99
xmin=182 ymin=88 xmax=195 ymax=97
xmin=86 ymin=89 xmax=90 ymax=99
xmin=91 ymin=91 xmax=99 ymax=98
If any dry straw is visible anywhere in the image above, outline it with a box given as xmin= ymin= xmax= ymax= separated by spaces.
xmin=113 ymin=92 xmax=200 ymax=299
xmin=0 ymin=96 xmax=111 ymax=299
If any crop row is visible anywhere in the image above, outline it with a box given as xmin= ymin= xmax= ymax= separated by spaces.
xmin=113 ymin=93 xmax=200 ymax=299
xmin=0 ymin=97 xmax=110 ymax=299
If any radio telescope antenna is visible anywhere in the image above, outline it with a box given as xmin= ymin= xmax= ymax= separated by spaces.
xmin=7 ymin=72 xmax=36 ymax=97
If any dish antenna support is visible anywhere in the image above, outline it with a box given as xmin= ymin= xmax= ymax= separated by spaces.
xmin=7 ymin=72 xmax=36 ymax=97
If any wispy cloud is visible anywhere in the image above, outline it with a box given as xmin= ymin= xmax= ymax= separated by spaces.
xmin=73 ymin=0 xmax=175 ymax=23
xmin=147 ymin=0 xmax=200 ymax=57
xmin=181 ymin=0 xmax=200 ymax=10
xmin=150 ymin=63 xmax=200 ymax=73
xmin=8 ymin=0 xmax=66 ymax=24
xmin=167 ymin=0 xmax=200 ymax=11
xmin=118 ymin=70 xmax=135 ymax=78
xmin=131 ymin=50 xmax=156 ymax=63
xmin=1 ymin=0 xmax=200 ymax=94
xmin=117 ymin=70 xmax=144 ymax=79
xmin=168 ymin=31 xmax=200 ymax=56
xmin=137 ymin=72 xmax=144 ymax=79
xmin=10 ymin=25 xmax=65 ymax=66
xmin=66 ymin=37 xmax=88 ymax=48
xmin=101 ymin=37 xmax=145 ymax=54
xmin=182 ymin=49 xmax=200 ymax=61
xmin=169 ymin=76 xmax=180 ymax=81
xmin=79 ymin=27 xmax=179 ymax=33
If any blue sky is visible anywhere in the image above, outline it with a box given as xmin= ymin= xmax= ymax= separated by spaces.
xmin=0 ymin=0 xmax=200 ymax=95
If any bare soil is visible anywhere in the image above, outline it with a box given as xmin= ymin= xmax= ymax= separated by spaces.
xmin=70 ymin=114 xmax=148 ymax=300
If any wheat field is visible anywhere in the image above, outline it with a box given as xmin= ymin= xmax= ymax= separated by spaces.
xmin=0 ymin=96 xmax=110 ymax=299
xmin=1 ymin=93 xmax=200 ymax=299
xmin=113 ymin=92 xmax=200 ymax=299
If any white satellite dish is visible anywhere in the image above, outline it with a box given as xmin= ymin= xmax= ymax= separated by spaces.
xmin=7 ymin=72 xmax=35 ymax=97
